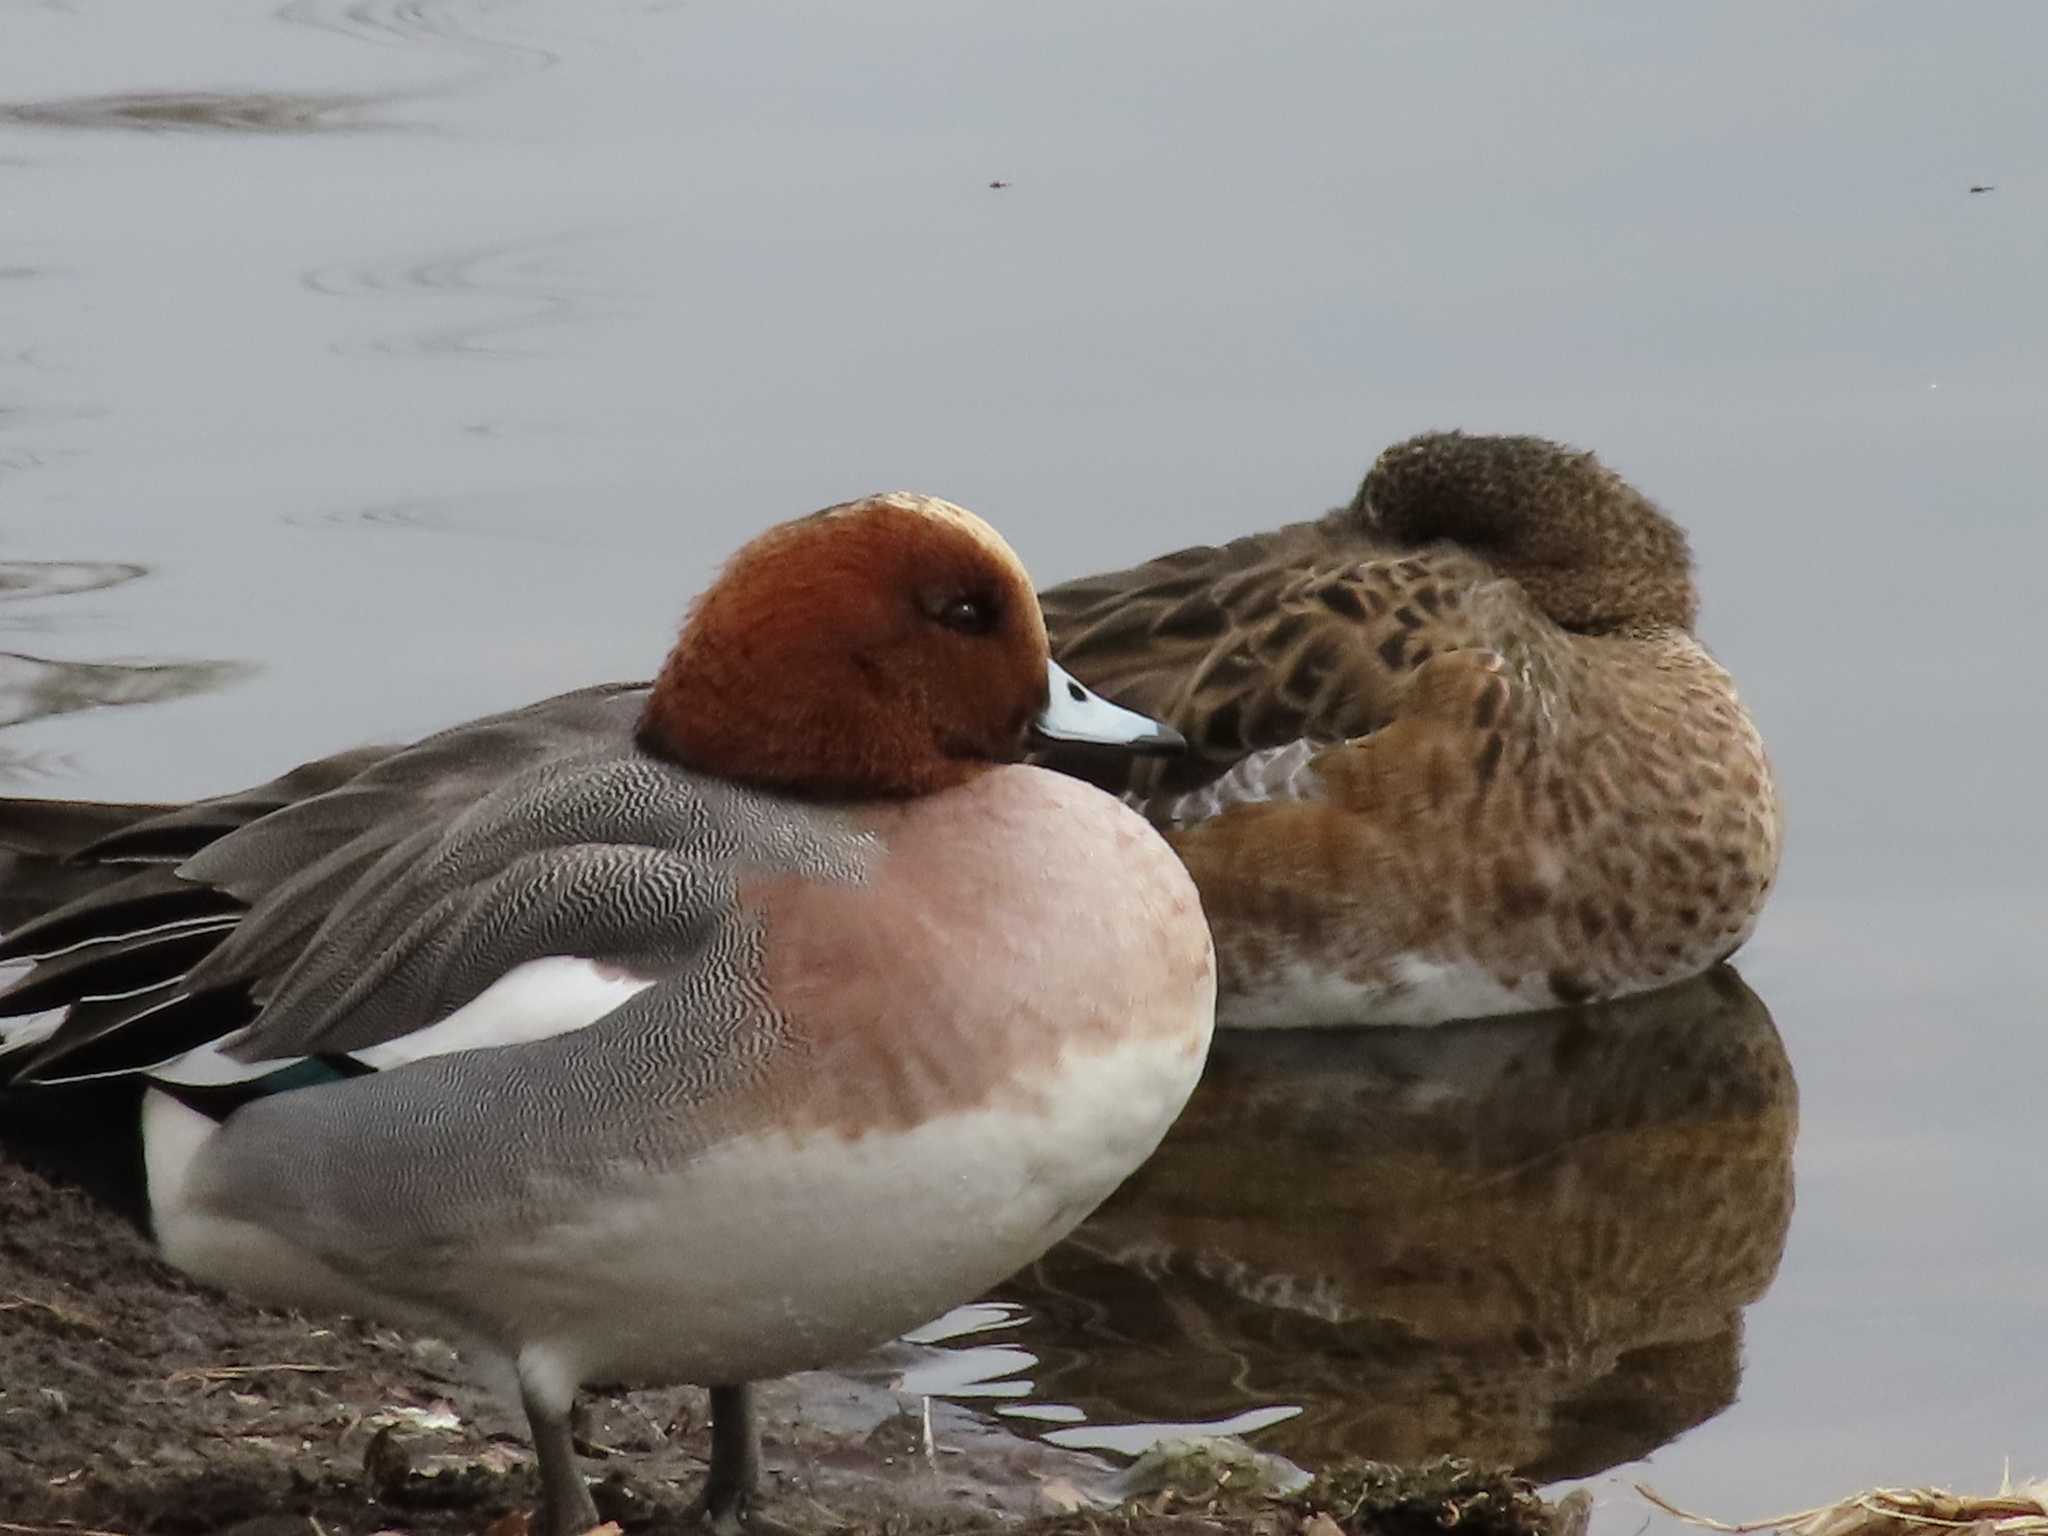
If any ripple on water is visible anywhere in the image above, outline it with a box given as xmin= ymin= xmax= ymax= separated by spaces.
xmin=3 ymin=0 xmax=563 ymax=136
xmin=280 ymin=497 xmax=581 ymax=547
xmin=272 ymin=0 xmax=559 ymax=74
xmin=0 ymin=563 xmax=250 ymax=776
xmin=299 ymin=237 xmax=602 ymax=359
xmin=938 ymin=968 xmax=1797 ymax=1481
xmin=0 ymin=562 xmax=149 ymax=603
xmin=0 ymin=90 xmax=390 ymax=135
xmin=0 ymin=653 xmax=253 ymax=733
xmin=281 ymin=499 xmax=461 ymax=534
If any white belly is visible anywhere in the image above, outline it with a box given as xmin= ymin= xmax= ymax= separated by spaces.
xmin=149 ymin=1027 xmax=1207 ymax=1402
xmin=1219 ymin=953 xmax=1567 ymax=1028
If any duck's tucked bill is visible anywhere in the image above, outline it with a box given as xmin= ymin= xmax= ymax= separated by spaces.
xmin=1037 ymin=431 xmax=1784 ymax=1027
xmin=0 ymin=491 xmax=1217 ymax=1536
xmin=1035 ymin=658 xmax=1186 ymax=753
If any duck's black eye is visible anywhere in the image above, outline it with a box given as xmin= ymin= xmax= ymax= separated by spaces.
xmin=926 ymin=591 xmax=999 ymax=635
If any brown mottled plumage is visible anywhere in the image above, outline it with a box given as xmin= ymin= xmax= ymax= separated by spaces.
xmin=1038 ymin=431 xmax=1783 ymax=1027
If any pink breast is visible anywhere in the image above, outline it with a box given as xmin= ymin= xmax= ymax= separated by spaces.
xmin=733 ymin=765 xmax=1213 ymax=1142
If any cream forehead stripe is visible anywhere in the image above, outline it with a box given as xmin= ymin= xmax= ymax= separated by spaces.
xmin=819 ymin=492 xmax=1021 ymax=569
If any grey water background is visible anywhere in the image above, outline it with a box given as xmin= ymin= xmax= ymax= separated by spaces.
xmin=4 ymin=0 xmax=2046 ymax=1525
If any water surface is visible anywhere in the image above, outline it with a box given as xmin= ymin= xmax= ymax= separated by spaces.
xmin=5 ymin=2 xmax=2047 ymax=1528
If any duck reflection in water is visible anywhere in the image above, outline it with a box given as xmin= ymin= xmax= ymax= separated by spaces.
xmin=966 ymin=968 xmax=1793 ymax=1481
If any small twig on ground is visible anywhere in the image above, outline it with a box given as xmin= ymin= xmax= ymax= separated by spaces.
xmin=0 ymin=1521 xmax=134 ymax=1536
xmin=1 ymin=1291 xmax=109 ymax=1334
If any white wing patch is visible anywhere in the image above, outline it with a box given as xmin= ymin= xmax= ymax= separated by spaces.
xmin=1219 ymin=954 xmax=1559 ymax=1029
xmin=149 ymin=956 xmax=654 ymax=1085
xmin=352 ymin=956 xmax=656 ymax=1070
xmin=151 ymin=1032 xmax=286 ymax=1086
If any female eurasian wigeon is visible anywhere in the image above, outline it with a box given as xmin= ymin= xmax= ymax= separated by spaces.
xmin=0 ymin=493 xmax=1217 ymax=1536
xmin=1035 ymin=431 xmax=1782 ymax=1027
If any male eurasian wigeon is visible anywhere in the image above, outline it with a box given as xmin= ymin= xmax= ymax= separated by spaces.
xmin=1035 ymin=431 xmax=1782 ymax=1027
xmin=0 ymin=493 xmax=1217 ymax=1536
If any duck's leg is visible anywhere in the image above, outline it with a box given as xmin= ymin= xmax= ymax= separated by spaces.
xmin=522 ymin=1380 xmax=601 ymax=1536
xmin=691 ymin=1382 xmax=764 ymax=1535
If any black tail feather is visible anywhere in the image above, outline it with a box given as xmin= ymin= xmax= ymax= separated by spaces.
xmin=0 ymin=925 xmax=237 ymax=1019
xmin=0 ymin=871 xmax=243 ymax=963
xmin=7 ymin=984 xmax=260 ymax=1085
